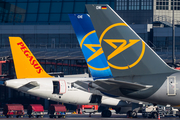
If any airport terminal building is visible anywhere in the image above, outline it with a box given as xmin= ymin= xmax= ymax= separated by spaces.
xmin=0 ymin=0 xmax=180 ymax=109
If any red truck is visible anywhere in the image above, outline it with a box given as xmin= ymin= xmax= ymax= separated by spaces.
xmin=3 ymin=104 xmax=24 ymax=118
xmin=77 ymin=105 xmax=98 ymax=114
xmin=48 ymin=104 xmax=66 ymax=118
xmin=27 ymin=104 xmax=45 ymax=118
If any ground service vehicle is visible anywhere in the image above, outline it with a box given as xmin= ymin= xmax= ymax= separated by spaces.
xmin=48 ymin=104 xmax=66 ymax=118
xmin=142 ymin=105 xmax=159 ymax=118
xmin=27 ymin=104 xmax=44 ymax=118
xmin=164 ymin=106 xmax=178 ymax=117
xmin=77 ymin=105 xmax=98 ymax=114
xmin=142 ymin=105 xmax=178 ymax=118
xmin=3 ymin=104 xmax=24 ymax=118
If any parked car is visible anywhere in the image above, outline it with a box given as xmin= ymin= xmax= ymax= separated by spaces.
xmin=48 ymin=104 xmax=66 ymax=118
xmin=3 ymin=104 xmax=24 ymax=118
xmin=27 ymin=104 xmax=45 ymax=118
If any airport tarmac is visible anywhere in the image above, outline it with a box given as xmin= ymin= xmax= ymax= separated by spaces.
xmin=0 ymin=113 xmax=180 ymax=120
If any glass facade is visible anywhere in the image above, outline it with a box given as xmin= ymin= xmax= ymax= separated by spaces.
xmin=116 ymin=0 xmax=152 ymax=10
xmin=116 ymin=0 xmax=127 ymax=10
xmin=156 ymin=0 xmax=169 ymax=10
xmin=129 ymin=0 xmax=140 ymax=10
xmin=0 ymin=0 xmax=115 ymax=24
xmin=141 ymin=0 xmax=152 ymax=10
xmin=115 ymin=0 xmax=153 ymax=24
xmin=155 ymin=0 xmax=180 ymax=10
xmin=171 ymin=0 xmax=180 ymax=10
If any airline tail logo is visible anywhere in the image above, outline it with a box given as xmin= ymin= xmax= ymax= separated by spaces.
xmin=100 ymin=23 xmax=145 ymax=70
xmin=104 ymin=39 xmax=140 ymax=60
xmin=17 ymin=42 xmax=43 ymax=74
xmin=83 ymin=44 xmax=103 ymax=62
xmin=9 ymin=37 xmax=53 ymax=79
xmin=80 ymin=30 xmax=109 ymax=71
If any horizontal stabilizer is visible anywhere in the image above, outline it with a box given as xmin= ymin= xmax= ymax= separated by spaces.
xmin=93 ymin=79 xmax=153 ymax=91
xmin=24 ymin=81 xmax=39 ymax=88
xmin=74 ymin=80 xmax=106 ymax=91
xmin=73 ymin=81 xmax=90 ymax=91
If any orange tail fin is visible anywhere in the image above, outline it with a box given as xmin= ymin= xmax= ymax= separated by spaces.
xmin=9 ymin=37 xmax=53 ymax=79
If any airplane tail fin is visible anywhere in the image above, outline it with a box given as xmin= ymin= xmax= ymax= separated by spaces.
xmin=69 ymin=14 xmax=112 ymax=79
xmin=86 ymin=4 xmax=176 ymax=77
xmin=9 ymin=37 xmax=53 ymax=79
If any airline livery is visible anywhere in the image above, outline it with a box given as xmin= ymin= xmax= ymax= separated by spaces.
xmin=85 ymin=4 xmax=180 ymax=111
xmin=69 ymin=14 xmax=112 ymax=79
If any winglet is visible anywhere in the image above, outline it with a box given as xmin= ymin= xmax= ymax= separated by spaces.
xmin=9 ymin=37 xmax=53 ymax=79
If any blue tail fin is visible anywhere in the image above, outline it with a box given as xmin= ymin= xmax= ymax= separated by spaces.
xmin=69 ymin=14 xmax=112 ymax=79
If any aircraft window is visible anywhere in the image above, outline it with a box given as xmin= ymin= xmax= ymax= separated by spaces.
xmin=52 ymin=81 xmax=60 ymax=94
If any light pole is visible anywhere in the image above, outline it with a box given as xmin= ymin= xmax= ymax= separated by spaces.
xmin=172 ymin=0 xmax=176 ymax=66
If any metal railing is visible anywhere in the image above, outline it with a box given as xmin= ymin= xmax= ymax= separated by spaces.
xmin=151 ymin=47 xmax=179 ymax=52
xmin=153 ymin=15 xmax=180 ymax=26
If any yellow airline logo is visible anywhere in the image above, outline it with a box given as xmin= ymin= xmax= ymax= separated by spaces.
xmin=17 ymin=42 xmax=43 ymax=74
xmin=99 ymin=23 xmax=145 ymax=70
xmin=80 ymin=30 xmax=109 ymax=71
xmin=103 ymin=39 xmax=140 ymax=60
xmin=83 ymin=44 xmax=103 ymax=62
